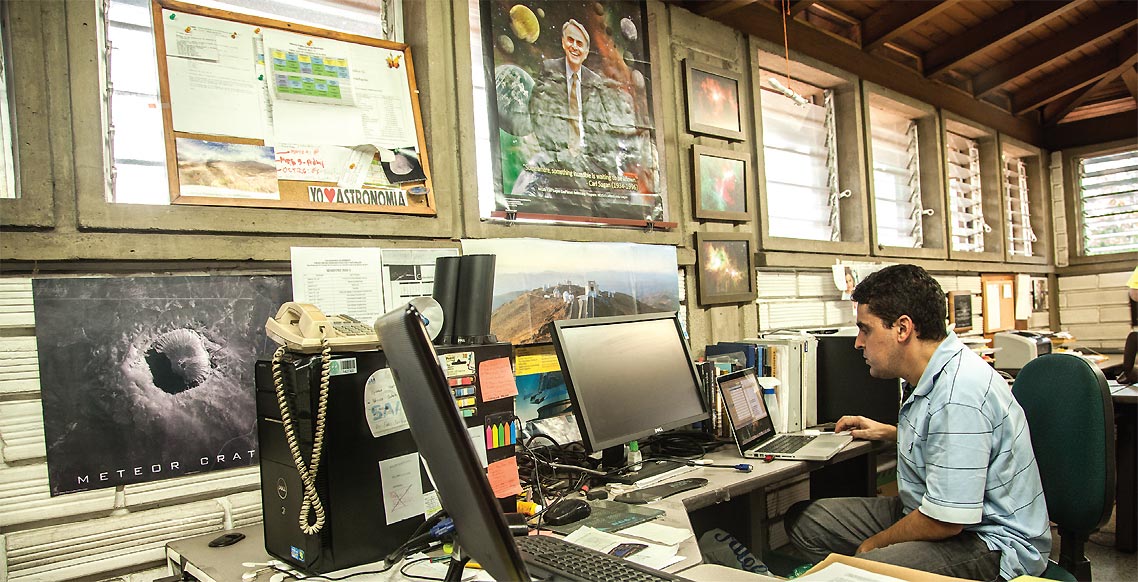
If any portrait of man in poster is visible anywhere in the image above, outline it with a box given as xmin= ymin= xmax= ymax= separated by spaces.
xmin=485 ymin=1 xmax=663 ymax=222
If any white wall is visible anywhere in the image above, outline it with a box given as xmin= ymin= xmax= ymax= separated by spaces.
xmin=1057 ymin=270 xmax=1133 ymax=350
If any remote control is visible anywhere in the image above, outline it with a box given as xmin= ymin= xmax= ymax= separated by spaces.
xmin=613 ymin=477 xmax=709 ymax=504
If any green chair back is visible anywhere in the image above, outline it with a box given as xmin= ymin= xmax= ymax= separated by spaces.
xmin=1012 ymin=353 xmax=1115 ymax=581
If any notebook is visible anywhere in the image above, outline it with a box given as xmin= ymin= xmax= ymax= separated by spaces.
xmin=717 ymin=368 xmax=852 ymax=461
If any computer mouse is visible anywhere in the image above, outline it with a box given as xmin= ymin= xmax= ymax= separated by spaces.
xmin=543 ymin=498 xmax=591 ymax=526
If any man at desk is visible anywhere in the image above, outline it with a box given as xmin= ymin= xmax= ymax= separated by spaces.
xmin=785 ymin=264 xmax=1051 ymax=580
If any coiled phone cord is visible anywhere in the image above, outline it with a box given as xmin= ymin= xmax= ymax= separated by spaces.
xmin=272 ymin=337 xmax=332 ymax=535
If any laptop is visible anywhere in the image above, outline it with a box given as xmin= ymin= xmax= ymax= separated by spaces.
xmin=717 ymin=368 xmax=853 ymax=461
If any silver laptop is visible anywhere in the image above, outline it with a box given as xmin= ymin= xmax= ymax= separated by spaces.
xmin=717 ymin=368 xmax=852 ymax=461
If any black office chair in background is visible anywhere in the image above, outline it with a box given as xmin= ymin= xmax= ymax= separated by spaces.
xmin=1012 ymin=353 xmax=1116 ymax=582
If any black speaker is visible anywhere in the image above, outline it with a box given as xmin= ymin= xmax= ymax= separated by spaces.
xmin=453 ymin=254 xmax=496 ymax=345
xmin=432 ymin=256 xmax=461 ymax=345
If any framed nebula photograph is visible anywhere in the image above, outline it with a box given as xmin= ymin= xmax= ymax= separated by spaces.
xmin=692 ymin=145 xmax=750 ymax=222
xmin=684 ymin=60 xmax=744 ymax=141
xmin=695 ymin=232 xmax=756 ymax=305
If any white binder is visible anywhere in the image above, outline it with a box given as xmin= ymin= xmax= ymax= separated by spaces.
xmin=742 ymin=333 xmax=818 ymax=433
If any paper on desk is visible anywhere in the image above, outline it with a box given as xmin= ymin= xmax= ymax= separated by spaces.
xmin=618 ymin=522 xmax=693 ymax=545
xmin=478 ymin=358 xmax=518 ymax=401
xmin=563 ymin=526 xmax=681 ymax=569
xmin=628 ymin=553 xmax=686 ymax=571
xmin=795 ymin=561 xmax=908 ymax=582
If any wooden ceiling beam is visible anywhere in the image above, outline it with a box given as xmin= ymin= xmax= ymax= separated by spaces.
xmin=923 ymin=0 xmax=1085 ymax=78
xmin=862 ymin=0 xmax=959 ymax=53
xmin=972 ymin=6 xmax=1137 ymax=98
xmin=1042 ymin=33 xmax=1138 ymax=124
xmin=788 ymin=1 xmax=817 ymax=17
xmin=1122 ymin=66 xmax=1138 ymax=100
xmin=1044 ymin=110 xmax=1138 ymax=151
xmin=1014 ymin=29 xmax=1138 ymax=115
xmin=675 ymin=0 xmax=1043 ymax=144
xmin=689 ymin=0 xmax=760 ymax=18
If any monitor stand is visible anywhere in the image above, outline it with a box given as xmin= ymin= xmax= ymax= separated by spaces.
xmin=600 ymin=445 xmax=690 ymax=485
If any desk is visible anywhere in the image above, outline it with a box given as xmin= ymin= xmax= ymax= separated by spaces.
xmin=166 ymin=441 xmax=878 ymax=580
xmin=1111 ymin=383 xmax=1136 ymax=553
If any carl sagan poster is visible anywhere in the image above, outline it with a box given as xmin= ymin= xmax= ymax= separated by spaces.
xmin=481 ymin=0 xmax=665 ymax=223
xmin=33 ymin=276 xmax=290 ymax=495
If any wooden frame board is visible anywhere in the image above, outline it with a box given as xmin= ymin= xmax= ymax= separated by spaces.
xmin=695 ymin=232 xmax=756 ymax=305
xmin=692 ymin=145 xmax=751 ymax=222
xmin=684 ymin=60 xmax=745 ymax=141
xmin=151 ymin=0 xmax=434 ymax=215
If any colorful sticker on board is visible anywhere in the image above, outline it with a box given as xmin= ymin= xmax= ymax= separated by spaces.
xmin=440 ymin=352 xmax=476 ymax=378
xmin=307 ymin=186 xmax=408 ymax=206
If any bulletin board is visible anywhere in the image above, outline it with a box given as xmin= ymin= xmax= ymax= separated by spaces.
xmin=151 ymin=0 xmax=435 ymax=215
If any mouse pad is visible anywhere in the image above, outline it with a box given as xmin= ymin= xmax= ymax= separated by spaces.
xmin=544 ymin=500 xmax=664 ymax=536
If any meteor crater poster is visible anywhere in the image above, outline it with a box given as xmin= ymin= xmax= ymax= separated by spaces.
xmin=33 ymin=276 xmax=290 ymax=495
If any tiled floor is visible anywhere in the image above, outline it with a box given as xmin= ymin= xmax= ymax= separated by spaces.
xmin=1072 ymin=508 xmax=1137 ymax=582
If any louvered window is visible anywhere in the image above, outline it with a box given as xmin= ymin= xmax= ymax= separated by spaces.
xmin=759 ymin=78 xmax=841 ymax=241
xmin=946 ymin=131 xmax=987 ymax=253
xmin=0 ymin=18 xmax=15 ymax=200
xmin=1079 ymin=149 xmax=1138 ymax=256
xmin=870 ymin=108 xmax=922 ymax=248
xmin=103 ymin=0 xmax=397 ymax=205
xmin=1004 ymin=156 xmax=1035 ymax=257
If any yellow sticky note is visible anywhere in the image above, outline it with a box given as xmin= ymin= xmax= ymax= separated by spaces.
xmin=514 ymin=345 xmax=561 ymax=376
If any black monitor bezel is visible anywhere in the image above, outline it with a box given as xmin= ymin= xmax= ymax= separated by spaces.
xmin=550 ymin=312 xmax=709 ymax=453
xmin=374 ymin=305 xmax=529 ymax=582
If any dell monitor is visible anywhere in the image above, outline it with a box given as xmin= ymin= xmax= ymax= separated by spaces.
xmin=551 ymin=312 xmax=709 ymax=479
xmin=374 ymin=305 xmax=529 ymax=582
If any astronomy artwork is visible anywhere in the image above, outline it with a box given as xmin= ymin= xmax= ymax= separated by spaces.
xmin=461 ymin=238 xmax=680 ymax=345
xmin=692 ymin=145 xmax=750 ymax=222
xmin=33 ymin=276 xmax=291 ymax=495
xmin=684 ymin=61 xmax=743 ymax=141
xmin=481 ymin=0 xmax=665 ymax=223
xmin=695 ymin=232 xmax=756 ymax=305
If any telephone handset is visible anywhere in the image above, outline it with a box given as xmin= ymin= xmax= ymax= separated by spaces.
xmin=266 ymin=302 xmax=380 ymax=353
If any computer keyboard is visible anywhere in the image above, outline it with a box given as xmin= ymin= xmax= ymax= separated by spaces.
xmin=755 ymin=435 xmax=815 ymax=454
xmin=515 ymin=534 xmax=687 ymax=582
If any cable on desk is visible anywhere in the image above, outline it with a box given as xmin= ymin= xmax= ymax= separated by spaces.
xmin=399 ymin=557 xmax=445 ymax=581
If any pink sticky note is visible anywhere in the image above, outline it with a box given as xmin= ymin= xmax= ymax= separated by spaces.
xmin=487 ymin=456 xmax=523 ymax=498
xmin=478 ymin=357 xmax=518 ymax=402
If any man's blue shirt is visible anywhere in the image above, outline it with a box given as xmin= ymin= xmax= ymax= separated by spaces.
xmin=897 ymin=332 xmax=1051 ymax=579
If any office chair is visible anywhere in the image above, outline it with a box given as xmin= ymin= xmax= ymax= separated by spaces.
xmin=1012 ymin=353 xmax=1115 ymax=582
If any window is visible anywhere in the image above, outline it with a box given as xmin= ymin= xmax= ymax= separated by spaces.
xmin=946 ymin=130 xmax=986 ymax=253
xmin=758 ymin=72 xmax=838 ymax=242
xmin=1003 ymin=155 xmax=1034 ymax=257
xmin=103 ymin=0 xmax=396 ymax=205
xmin=1079 ymin=149 xmax=1138 ymax=256
xmin=0 ymin=16 xmax=14 ymax=200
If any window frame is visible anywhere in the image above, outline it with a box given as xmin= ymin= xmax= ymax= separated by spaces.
xmin=0 ymin=0 xmax=56 ymax=228
xmin=862 ymin=82 xmax=948 ymax=260
xmin=999 ymin=135 xmax=1050 ymax=265
xmin=1062 ymin=138 xmax=1138 ymax=267
xmin=751 ymin=37 xmax=870 ymax=256
xmin=942 ymin=112 xmax=1005 ymax=262
xmin=66 ymin=0 xmax=455 ymax=238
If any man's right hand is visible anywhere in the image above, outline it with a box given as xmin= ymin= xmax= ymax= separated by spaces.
xmin=835 ymin=415 xmax=897 ymax=442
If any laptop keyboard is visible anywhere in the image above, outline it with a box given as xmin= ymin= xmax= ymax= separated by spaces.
xmin=754 ymin=435 xmax=815 ymax=454
xmin=515 ymin=534 xmax=685 ymax=581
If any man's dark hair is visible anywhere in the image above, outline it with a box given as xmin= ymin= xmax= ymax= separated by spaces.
xmin=850 ymin=264 xmax=947 ymax=341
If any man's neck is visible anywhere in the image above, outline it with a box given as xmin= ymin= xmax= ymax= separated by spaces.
xmin=900 ymin=338 xmax=943 ymax=386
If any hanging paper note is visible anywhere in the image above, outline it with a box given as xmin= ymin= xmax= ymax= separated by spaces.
xmin=363 ymin=368 xmax=408 ymax=438
xmin=379 ymin=452 xmax=424 ymax=525
xmin=487 ymin=456 xmax=523 ymax=498
xmin=478 ymin=357 xmax=518 ymax=402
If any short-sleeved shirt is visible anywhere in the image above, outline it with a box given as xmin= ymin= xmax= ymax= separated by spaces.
xmin=897 ymin=332 xmax=1051 ymax=579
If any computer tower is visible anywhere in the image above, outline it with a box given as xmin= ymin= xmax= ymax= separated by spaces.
xmin=813 ymin=334 xmax=900 ymax=425
xmin=255 ymin=350 xmax=427 ymax=574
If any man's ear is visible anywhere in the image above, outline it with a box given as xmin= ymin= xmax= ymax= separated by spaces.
xmin=894 ymin=315 xmax=916 ymax=342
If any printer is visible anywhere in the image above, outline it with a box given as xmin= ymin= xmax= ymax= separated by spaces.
xmin=994 ymin=331 xmax=1052 ymax=371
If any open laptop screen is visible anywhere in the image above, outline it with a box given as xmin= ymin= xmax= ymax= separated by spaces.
xmin=717 ymin=368 xmax=776 ymax=449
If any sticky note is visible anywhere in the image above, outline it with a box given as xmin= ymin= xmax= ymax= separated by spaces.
xmin=487 ymin=456 xmax=522 ymax=498
xmin=478 ymin=358 xmax=518 ymax=402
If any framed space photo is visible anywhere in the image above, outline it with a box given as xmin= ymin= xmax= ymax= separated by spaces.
xmin=692 ymin=145 xmax=750 ymax=222
xmin=947 ymin=291 xmax=973 ymax=333
xmin=695 ymin=232 xmax=756 ymax=305
xmin=684 ymin=60 xmax=744 ymax=141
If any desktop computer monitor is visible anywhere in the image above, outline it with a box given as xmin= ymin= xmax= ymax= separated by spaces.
xmin=374 ymin=306 xmax=529 ymax=582
xmin=814 ymin=333 xmax=900 ymax=425
xmin=550 ymin=312 xmax=709 ymax=465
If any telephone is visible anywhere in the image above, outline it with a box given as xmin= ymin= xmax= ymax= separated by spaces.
xmin=266 ymin=302 xmax=380 ymax=353
xmin=265 ymin=302 xmax=379 ymax=536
